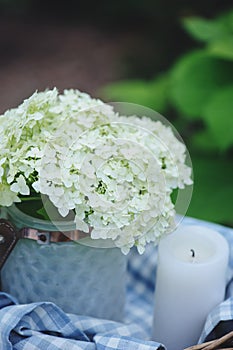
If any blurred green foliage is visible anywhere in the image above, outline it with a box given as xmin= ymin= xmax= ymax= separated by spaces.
xmin=103 ymin=10 xmax=233 ymax=226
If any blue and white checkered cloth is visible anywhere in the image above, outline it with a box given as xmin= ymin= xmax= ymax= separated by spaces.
xmin=1 ymin=217 xmax=233 ymax=349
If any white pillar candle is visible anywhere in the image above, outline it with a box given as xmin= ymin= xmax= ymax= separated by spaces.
xmin=152 ymin=225 xmax=229 ymax=350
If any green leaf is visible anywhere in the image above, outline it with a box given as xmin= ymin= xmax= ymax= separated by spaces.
xmin=183 ymin=17 xmax=228 ymax=43
xmin=170 ymin=50 xmax=233 ymax=118
xmin=150 ymin=75 xmax=170 ymax=112
xmin=208 ymin=36 xmax=233 ymax=60
xmin=17 ymin=198 xmax=45 ymax=219
xmin=187 ymin=155 xmax=233 ymax=226
xmin=203 ymin=86 xmax=233 ymax=150
xmin=37 ymin=206 xmax=50 ymax=220
xmin=217 ymin=10 xmax=233 ymax=33
xmin=101 ymin=75 xmax=169 ymax=113
xmin=191 ymin=129 xmax=219 ymax=153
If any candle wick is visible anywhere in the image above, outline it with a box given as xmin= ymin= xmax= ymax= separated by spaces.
xmin=190 ymin=249 xmax=195 ymax=258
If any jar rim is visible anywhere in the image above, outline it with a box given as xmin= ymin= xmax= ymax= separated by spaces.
xmin=7 ymin=204 xmax=117 ymax=249
xmin=7 ymin=204 xmax=76 ymax=231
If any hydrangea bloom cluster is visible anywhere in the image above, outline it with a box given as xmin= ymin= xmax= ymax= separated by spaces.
xmin=0 ymin=88 xmax=192 ymax=254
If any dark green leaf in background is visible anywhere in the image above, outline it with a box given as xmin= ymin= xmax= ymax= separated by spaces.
xmin=183 ymin=17 xmax=228 ymax=43
xmin=203 ymin=85 xmax=233 ymax=150
xmin=102 ymin=75 xmax=169 ymax=113
xmin=191 ymin=129 xmax=220 ymax=153
xmin=208 ymin=36 xmax=233 ymax=60
xmin=187 ymin=155 xmax=233 ymax=226
xmin=170 ymin=50 xmax=233 ymax=118
xmin=217 ymin=10 xmax=233 ymax=33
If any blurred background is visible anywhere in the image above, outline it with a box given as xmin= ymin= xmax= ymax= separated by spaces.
xmin=0 ymin=0 xmax=233 ymax=226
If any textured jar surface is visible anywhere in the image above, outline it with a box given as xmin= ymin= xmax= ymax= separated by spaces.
xmin=1 ymin=238 xmax=126 ymax=321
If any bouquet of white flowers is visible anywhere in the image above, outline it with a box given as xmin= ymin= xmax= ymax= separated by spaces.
xmin=0 ymin=88 xmax=192 ymax=254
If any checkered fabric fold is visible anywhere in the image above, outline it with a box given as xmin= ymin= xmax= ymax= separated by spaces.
xmin=0 ymin=217 xmax=233 ymax=349
xmin=0 ymin=294 xmax=163 ymax=350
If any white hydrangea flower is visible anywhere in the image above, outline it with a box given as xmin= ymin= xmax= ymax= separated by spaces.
xmin=0 ymin=158 xmax=6 ymax=181
xmin=0 ymin=183 xmax=20 ymax=206
xmin=0 ymin=88 xmax=192 ymax=254
xmin=10 ymin=175 xmax=30 ymax=195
